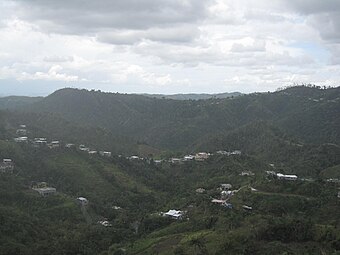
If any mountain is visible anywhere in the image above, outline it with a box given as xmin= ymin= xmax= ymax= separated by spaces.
xmin=0 ymin=96 xmax=42 ymax=110
xmin=142 ymin=92 xmax=242 ymax=100
xmin=24 ymin=86 xmax=340 ymax=151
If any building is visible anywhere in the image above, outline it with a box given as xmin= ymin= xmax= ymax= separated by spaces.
xmin=242 ymin=205 xmax=253 ymax=210
xmin=216 ymin=150 xmax=229 ymax=155
xmin=99 ymin=151 xmax=112 ymax=157
xmin=230 ymin=150 xmax=242 ymax=155
xmin=129 ymin=155 xmax=140 ymax=160
xmin=240 ymin=171 xmax=255 ymax=176
xmin=32 ymin=182 xmax=56 ymax=197
xmin=276 ymin=173 xmax=298 ymax=181
xmin=195 ymin=188 xmax=206 ymax=193
xmin=48 ymin=141 xmax=60 ymax=149
xmin=88 ymin=150 xmax=97 ymax=155
xmin=220 ymin=183 xmax=232 ymax=190
xmin=183 ymin=155 xmax=195 ymax=161
xmin=79 ymin=145 xmax=90 ymax=152
xmin=0 ymin=159 xmax=14 ymax=174
xmin=65 ymin=143 xmax=75 ymax=148
xmin=14 ymin=136 xmax=28 ymax=143
xmin=77 ymin=197 xmax=89 ymax=206
xmin=163 ymin=210 xmax=183 ymax=220
xmin=33 ymin=138 xmax=47 ymax=147
xmin=195 ymin=152 xmax=209 ymax=161
xmin=170 ymin=158 xmax=181 ymax=164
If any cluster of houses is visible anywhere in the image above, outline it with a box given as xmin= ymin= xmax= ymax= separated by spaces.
xmin=125 ymin=150 xmax=242 ymax=165
xmin=13 ymin=124 xmax=112 ymax=158
xmin=266 ymin=171 xmax=298 ymax=181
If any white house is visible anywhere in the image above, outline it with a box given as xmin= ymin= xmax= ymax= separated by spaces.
xmin=14 ymin=137 xmax=28 ymax=143
xmin=99 ymin=151 xmax=112 ymax=157
xmin=163 ymin=210 xmax=183 ymax=219
xmin=220 ymin=183 xmax=232 ymax=190
xmin=183 ymin=155 xmax=195 ymax=161
xmin=195 ymin=188 xmax=206 ymax=193
xmin=276 ymin=173 xmax=298 ymax=181
xmin=195 ymin=152 xmax=209 ymax=161
xmin=77 ymin=197 xmax=88 ymax=206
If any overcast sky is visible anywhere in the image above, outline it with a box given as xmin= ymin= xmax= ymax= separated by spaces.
xmin=1 ymin=0 xmax=340 ymax=96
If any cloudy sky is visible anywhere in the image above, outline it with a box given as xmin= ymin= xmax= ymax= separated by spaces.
xmin=1 ymin=0 xmax=340 ymax=96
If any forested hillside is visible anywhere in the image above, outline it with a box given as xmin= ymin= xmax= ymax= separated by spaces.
xmin=23 ymin=86 xmax=340 ymax=150
xmin=0 ymin=85 xmax=339 ymax=254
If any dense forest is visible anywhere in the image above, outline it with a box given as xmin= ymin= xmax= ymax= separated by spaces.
xmin=0 ymin=85 xmax=339 ymax=254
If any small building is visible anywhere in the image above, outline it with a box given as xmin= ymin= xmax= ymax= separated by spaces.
xmin=0 ymin=159 xmax=14 ymax=174
xmin=240 ymin=171 xmax=255 ymax=176
xmin=195 ymin=188 xmax=206 ymax=194
xmin=183 ymin=155 xmax=195 ymax=161
xmin=170 ymin=158 xmax=181 ymax=164
xmin=163 ymin=210 xmax=183 ymax=220
xmin=195 ymin=152 xmax=209 ymax=161
xmin=216 ymin=150 xmax=229 ymax=155
xmin=242 ymin=205 xmax=253 ymax=210
xmin=32 ymin=182 xmax=56 ymax=197
xmin=277 ymin=173 xmax=298 ymax=181
xmin=88 ymin=150 xmax=97 ymax=155
xmin=220 ymin=183 xmax=232 ymax=190
xmin=230 ymin=150 xmax=241 ymax=155
xmin=14 ymin=136 xmax=28 ymax=143
xmin=33 ymin=187 xmax=56 ymax=197
xmin=19 ymin=124 xmax=26 ymax=129
xmin=79 ymin=145 xmax=90 ymax=152
xmin=98 ymin=220 xmax=112 ymax=227
xmin=33 ymin=138 xmax=47 ymax=147
xmin=154 ymin=159 xmax=163 ymax=165
xmin=48 ymin=141 xmax=60 ymax=149
xmin=211 ymin=199 xmax=227 ymax=205
xmin=99 ymin=151 xmax=112 ymax=157
xmin=77 ymin=197 xmax=88 ymax=206
xmin=65 ymin=143 xmax=75 ymax=148
xmin=129 ymin=155 xmax=140 ymax=160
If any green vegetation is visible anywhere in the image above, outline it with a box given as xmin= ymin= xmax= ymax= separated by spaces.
xmin=0 ymin=85 xmax=339 ymax=254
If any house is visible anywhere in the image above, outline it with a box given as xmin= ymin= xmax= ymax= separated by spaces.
xmin=230 ymin=150 xmax=242 ymax=155
xmin=32 ymin=182 xmax=56 ymax=197
xmin=48 ymin=141 xmax=60 ymax=149
xmin=183 ymin=155 xmax=195 ymax=161
xmin=195 ymin=152 xmax=209 ymax=161
xmin=129 ymin=155 xmax=140 ymax=160
xmin=220 ymin=183 xmax=232 ymax=190
xmin=99 ymin=151 xmax=112 ymax=157
xmin=88 ymin=150 xmax=97 ymax=155
xmin=276 ymin=173 xmax=298 ymax=181
xmin=14 ymin=136 xmax=28 ymax=143
xmin=240 ymin=171 xmax=255 ymax=176
xmin=242 ymin=205 xmax=253 ymax=210
xmin=163 ymin=210 xmax=183 ymax=220
xmin=216 ymin=150 xmax=229 ymax=155
xmin=195 ymin=188 xmax=206 ymax=193
xmin=77 ymin=197 xmax=88 ymax=206
xmin=33 ymin=138 xmax=47 ymax=147
xmin=20 ymin=124 xmax=26 ymax=129
xmin=65 ymin=143 xmax=75 ymax=148
xmin=0 ymin=159 xmax=14 ymax=174
xmin=211 ymin=199 xmax=227 ymax=205
xmin=154 ymin=159 xmax=163 ymax=165
xmin=221 ymin=190 xmax=233 ymax=199
xmin=79 ymin=145 xmax=90 ymax=152
xmin=170 ymin=158 xmax=181 ymax=164
xmin=98 ymin=220 xmax=112 ymax=227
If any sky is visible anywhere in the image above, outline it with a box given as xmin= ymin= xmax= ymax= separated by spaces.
xmin=1 ymin=0 xmax=340 ymax=96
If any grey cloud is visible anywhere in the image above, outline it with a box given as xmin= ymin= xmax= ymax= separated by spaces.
xmin=13 ymin=0 xmax=212 ymax=34
xmin=97 ymin=25 xmax=199 ymax=45
xmin=284 ymin=0 xmax=340 ymax=43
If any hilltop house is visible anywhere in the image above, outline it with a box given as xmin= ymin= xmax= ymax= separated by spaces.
xmin=79 ymin=145 xmax=90 ymax=152
xmin=48 ymin=141 xmax=60 ymax=149
xmin=65 ymin=143 xmax=75 ymax=148
xmin=33 ymin=138 xmax=47 ymax=147
xmin=220 ymin=183 xmax=232 ymax=190
xmin=183 ymin=155 xmax=195 ymax=161
xmin=170 ymin=158 xmax=181 ymax=164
